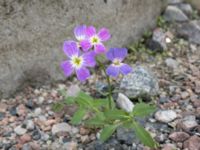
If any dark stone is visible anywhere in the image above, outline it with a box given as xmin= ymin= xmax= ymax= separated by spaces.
xmin=25 ymin=100 xmax=35 ymax=109
xmin=116 ymin=128 xmax=138 ymax=145
xmin=0 ymin=112 xmax=5 ymax=121
xmin=9 ymin=106 xmax=17 ymax=116
xmin=4 ymin=143 xmax=12 ymax=150
xmin=62 ymin=136 xmax=70 ymax=143
xmin=32 ymin=130 xmax=41 ymax=140
xmin=146 ymin=39 xmax=164 ymax=52
xmin=159 ymin=96 xmax=169 ymax=104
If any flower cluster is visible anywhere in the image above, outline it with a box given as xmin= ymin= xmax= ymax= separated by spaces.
xmin=61 ymin=25 xmax=132 ymax=81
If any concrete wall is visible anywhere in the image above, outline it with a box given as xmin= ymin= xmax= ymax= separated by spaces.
xmin=0 ymin=0 xmax=163 ymax=98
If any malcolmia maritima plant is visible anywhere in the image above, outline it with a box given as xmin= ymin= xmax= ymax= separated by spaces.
xmin=57 ymin=25 xmax=159 ymax=148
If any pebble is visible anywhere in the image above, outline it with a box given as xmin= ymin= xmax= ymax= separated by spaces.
xmin=16 ymin=104 xmax=27 ymax=116
xmin=181 ymin=91 xmax=189 ymax=99
xmin=79 ymin=127 xmax=90 ymax=135
xmin=183 ymin=135 xmax=200 ymax=150
xmin=34 ymin=108 xmax=42 ymax=116
xmin=116 ymin=93 xmax=134 ymax=113
xmin=62 ymin=141 xmax=77 ymax=150
xmin=51 ymin=123 xmax=71 ymax=135
xmin=181 ymin=115 xmax=198 ymax=131
xmin=0 ymin=103 xmax=8 ymax=112
xmin=41 ymin=132 xmax=49 ymax=141
xmin=163 ymin=5 xmax=188 ymax=22
xmin=169 ymin=132 xmax=190 ymax=142
xmin=25 ymin=99 xmax=35 ymax=109
xmin=32 ymin=130 xmax=41 ymax=140
xmin=116 ymin=128 xmax=137 ymax=145
xmin=81 ymin=135 xmax=90 ymax=144
xmin=25 ymin=120 xmax=35 ymax=131
xmin=22 ymin=143 xmax=32 ymax=150
xmin=0 ymin=112 xmax=5 ymax=121
xmin=9 ymin=106 xmax=17 ymax=116
xmin=20 ymin=134 xmax=32 ymax=144
xmin=14 ymin=125 xmax=27 ymax=135
xmin=155 ymin=110 xmax=177 ymax=123
xmin=162 ymin=143 xmax=176 ymax=150
xmin=165 ymin=58 xmax=179 ymax=69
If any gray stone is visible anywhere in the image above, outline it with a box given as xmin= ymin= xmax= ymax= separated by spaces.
xmin=22 ymin=144 xmax=32 ymax=150
xmin=177 ymin=20 xmax=200 ymax=45
xmin=116 ymin=128 xmax=137 ymax=145
xmin=0 ymin=0 xmax=163 ymax=98
xmin=165 ymin=58 xmax=179 ymax=69
xmin=155 ymin=110 xmax=177 ymax=123
xmin=181 ymin=115 xmax=198 ymax=130
xmin=163 ymin=6 xmax=188 ymax=22
xmin=167 ymin=0 xmax=182 ymax=4
xmin=14 ymin=125 xmax=27 ymax=135
xmin=52 ymin=123 xmax=71 ymax=135
xmin=34 ymin=108 xmax=42 ymax=116
xmin=0 ymin=112 xmax=5 ymax=121
xmin=177 ymin=3 xmax=193 ymax=16
xmin=119 ymin=66 xmax=159 ymax=99
xmin=116 ymin=93 xmax=134 ymax=113
xmin=147 ymin=28 xmax=170 ymax=52
xmin=25 ymin=120 xmax=35 ymax=131
xmin=61 ymin=141 xmax=77 ymax=150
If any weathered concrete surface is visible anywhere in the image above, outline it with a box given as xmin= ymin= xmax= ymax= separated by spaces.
xmin=187 ymin=0 xmax=200 ymax=11
xmin=0 ymin=0 xmax=163 ymax=98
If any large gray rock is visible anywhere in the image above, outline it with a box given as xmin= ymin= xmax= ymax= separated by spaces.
xmin=177 ymin=20 xmax=200 ymax=45
xmin=119 ymin=66 xmax=159 ymax=99
xmin=163 ymin=5 xmax=188 ymax=22
xmin=0 ymin=0 xmax=163 ymax=98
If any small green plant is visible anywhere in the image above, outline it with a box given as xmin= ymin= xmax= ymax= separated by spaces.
xmin=54 ymin=25 xmax=159 ymax=148
xmin=157 ymin=16 xmax=168 ymax=29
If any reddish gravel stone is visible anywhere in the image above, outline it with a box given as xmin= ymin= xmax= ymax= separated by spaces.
xmin=183 ymin=135 xmax=200 ymax=150
xmin=20 ymin=134 xmax=32 ymax=144
xmin=169 ymin=131 xmax=190 ymax=142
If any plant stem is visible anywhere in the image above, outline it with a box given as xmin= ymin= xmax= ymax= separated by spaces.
xmin=96 ymin=59 xmax=113 ymax=109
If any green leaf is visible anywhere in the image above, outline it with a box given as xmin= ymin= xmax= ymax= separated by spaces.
xmin=52 ymin=102 xmax=64 ymax=112
xmin=104 ymin=109 xmax=128 ymax=120
xmin=132 ymin=103 xmax=156 ymax=118
xmin=77 ymin=91 xmax=93 ymax=101
xmin=75 ymin=92 xmax=94 ymax=108
xmin=64 ymin=96 xmax=76 ymax=104
xmin=85 ymin=112 xmax=106 ymax=127
xmin=132 ymin=121 xmax=158 ymax=148
xmin=100 ymin=125 xmax=118 ymax=142
xmin=92 ymin=98 xmax=109 ymax=108
xmin=71 ymin=107 xmax=86 ymax=125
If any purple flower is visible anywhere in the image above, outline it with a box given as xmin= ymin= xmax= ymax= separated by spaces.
xmin=81 ymin=26 xmax=111 ymax=54
xmin=74 ymin=25 xmax=88 ymax=50
xmin=106 ymin=48 xmax=132 ymax=77
xmin=61 ymin=41 xmax=96 ymax=81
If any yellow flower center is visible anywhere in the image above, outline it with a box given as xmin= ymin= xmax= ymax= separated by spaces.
xmin=71 ymin=56 xmax=83 ymax=68
xmin=91 ymin=36 xmax=100 ymax=44
xmin=113 ymin=59 xmax=121 ymax=66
